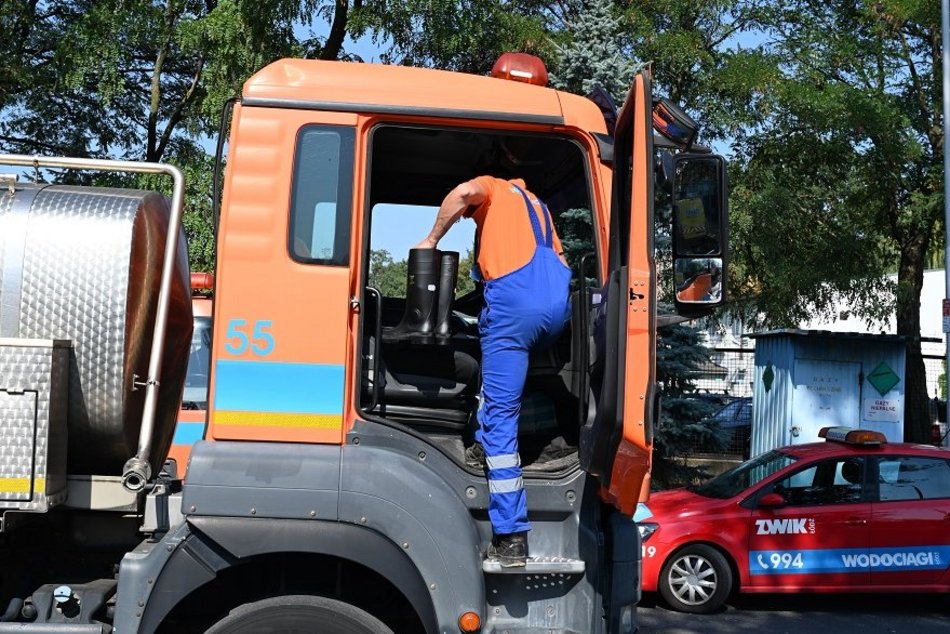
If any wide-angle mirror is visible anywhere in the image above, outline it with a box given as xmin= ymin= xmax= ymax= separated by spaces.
xmin=674 ymin=257 xmax=723 ymax=304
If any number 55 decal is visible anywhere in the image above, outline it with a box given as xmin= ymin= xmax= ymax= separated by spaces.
xmin=225 ymin=319 xmax=275 ymax=356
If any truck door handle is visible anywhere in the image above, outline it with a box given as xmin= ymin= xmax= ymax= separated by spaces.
xmin=845 ymin=518 xmax=867 ymax=526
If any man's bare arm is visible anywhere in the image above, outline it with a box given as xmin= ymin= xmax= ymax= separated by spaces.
xmin=414 ymin=179 xmax=487 ymax=249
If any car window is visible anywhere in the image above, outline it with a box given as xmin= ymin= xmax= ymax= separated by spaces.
xmin=876 ymin=456 xmax=950 ymax=502
xmin=738 ymin=399 xmax=752 ymax=421
xmin=691 ymin=450 xmax=797 ymax=499
xmin=182 ymin=316 xmax=212 ymax=409
xmin=708 ymin=397 xmax=751 ymax=428
xmin=770 ymin=457 xmax=866 ymax=506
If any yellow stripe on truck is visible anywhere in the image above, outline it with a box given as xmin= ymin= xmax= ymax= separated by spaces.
xmin=0 ymin=477 xmax=43 ymax=494
xmin=215 ymin=410 xmax=341 ymax=429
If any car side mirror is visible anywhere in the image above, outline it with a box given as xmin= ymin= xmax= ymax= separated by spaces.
xmin=758 ymin=492 xmax=786 ymax=508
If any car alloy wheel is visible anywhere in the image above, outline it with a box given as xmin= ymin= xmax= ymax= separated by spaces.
xmin=659 ymin=544 xmax=733 ymax=614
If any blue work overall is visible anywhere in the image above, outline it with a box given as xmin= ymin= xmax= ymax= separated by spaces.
xmin=476 ymin=185 xmax=572 ymax=535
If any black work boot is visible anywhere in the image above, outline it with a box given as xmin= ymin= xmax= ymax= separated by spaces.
xmin=434 ymin=250 xmax=459 ymax=343
xmin=487 ymin=531 xmax=528 ymax=567
xmin=383 ymin=248 xmax=441 ymax=344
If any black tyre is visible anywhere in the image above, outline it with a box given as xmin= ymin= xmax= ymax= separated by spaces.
xmin=658 ymin=544 xmax=733 ymax=614
xmin=204 ymin=595 xmax=394 ymax=634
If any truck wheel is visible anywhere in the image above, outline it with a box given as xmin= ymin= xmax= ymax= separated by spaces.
xmin=658 ymin=544 xmax=732 ymax=614
xmin=204 ymin=595 xmax=394 ymax=634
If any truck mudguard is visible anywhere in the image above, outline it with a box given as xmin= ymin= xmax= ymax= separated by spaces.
xmin=132 ymin=438 xmax=482 ymax=632
xmin=136 ymin=518 xmax=437 ymax=633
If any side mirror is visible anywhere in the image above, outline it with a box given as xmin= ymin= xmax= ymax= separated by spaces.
xmin=758 ymin=492 xmax=786 ymax=508
xmin=671 ymin=154 xmax=728 ymax=317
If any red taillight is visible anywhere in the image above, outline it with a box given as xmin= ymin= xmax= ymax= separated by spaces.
xmin=491 ymin=53 xmax=548 ymax=86
xmin=191 ymin=272 xmax=214 ymax=292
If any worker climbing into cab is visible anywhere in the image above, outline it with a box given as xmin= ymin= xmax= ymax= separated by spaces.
xmin=415 ymin=174 xmax=572 ymax=566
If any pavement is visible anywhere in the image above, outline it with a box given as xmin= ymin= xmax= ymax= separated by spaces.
xmin=638 ymin=591 xmax=950 ymax=633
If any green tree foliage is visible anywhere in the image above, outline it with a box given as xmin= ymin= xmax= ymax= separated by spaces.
xmin=727 ymin=0 xmax=942 ymax=441
xmin=368 ymin=249 xmax=409 ymax=297
xmin=0 ymin=1 xmax=374 ymax=274
xmin=351 ymin=1 xmax=550 ymax=72
xmin=548 ymin=0 xmax=640 ymax=103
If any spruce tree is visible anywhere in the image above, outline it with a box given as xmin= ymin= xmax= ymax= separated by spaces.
xmin=548 ymin=0 xmax=641 ymax=104
xmin=551 ymin=0 xmax=726 ymax=488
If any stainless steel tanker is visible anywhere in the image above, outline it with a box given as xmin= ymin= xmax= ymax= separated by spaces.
xmin=0 ymin=181 xmax=191 ymax=484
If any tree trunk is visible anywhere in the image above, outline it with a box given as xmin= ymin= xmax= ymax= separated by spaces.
xmin=895 ymin=233 xmax=932 ymax=443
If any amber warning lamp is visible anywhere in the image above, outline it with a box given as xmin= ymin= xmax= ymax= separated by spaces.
xmin=457 ymin=611 xmax=480 ymax=632
xmin=191 ymin=272 xmax=214 ymax=292
xmin=491 ymin=53 xmax=548 ymax=87
xmin=818 ymin=426 xmax=887 ymax=446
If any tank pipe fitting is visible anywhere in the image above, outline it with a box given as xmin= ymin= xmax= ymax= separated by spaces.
xmin=0 ymin=154 xmax=185 ymax=493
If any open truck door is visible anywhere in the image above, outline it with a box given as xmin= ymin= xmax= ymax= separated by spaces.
xmin=580 ymin=71 xmax=729 ymax=515
xmin=579 ymin=71 xmax=656 ymax=516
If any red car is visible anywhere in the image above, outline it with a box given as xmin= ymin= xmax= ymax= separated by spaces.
xmin=638 ymin=427 xmax=950 ymax=613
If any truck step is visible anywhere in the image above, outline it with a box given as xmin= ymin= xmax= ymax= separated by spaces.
xmin=482 ymin=556 xmax=585 ymax=575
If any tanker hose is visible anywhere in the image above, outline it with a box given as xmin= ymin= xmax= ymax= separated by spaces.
xmin=121 ymin=457 xmax=152 ymax=492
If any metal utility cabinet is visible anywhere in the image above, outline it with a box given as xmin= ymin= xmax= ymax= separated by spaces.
xmin=750 ymin=330 xmax=907 ymax=456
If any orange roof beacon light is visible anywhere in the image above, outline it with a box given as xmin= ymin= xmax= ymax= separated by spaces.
xmin=818 ymin=426 xmax=887 ymax=446
xmin=190 ymin=272 xmax=214 ymax=292
xmin=490 ymin=52 xmax=548 ymax=86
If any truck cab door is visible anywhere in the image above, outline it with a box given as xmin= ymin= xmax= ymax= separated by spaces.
xmin=579 ymin=71 xmax=655 ymax=516
xmin=208 ymin=106 xmax=358 ymax=445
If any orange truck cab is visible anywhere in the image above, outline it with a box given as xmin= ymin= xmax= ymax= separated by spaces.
xmin=0 ymin=53 xmax=726 ymax=634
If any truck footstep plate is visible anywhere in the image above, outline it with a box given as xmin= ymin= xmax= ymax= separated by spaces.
xmin=482 ymin=556 xmax=585 ymax=574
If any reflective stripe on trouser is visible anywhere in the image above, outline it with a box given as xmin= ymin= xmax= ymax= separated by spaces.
xmin=476 ymin=187 xmax=571 ymax=535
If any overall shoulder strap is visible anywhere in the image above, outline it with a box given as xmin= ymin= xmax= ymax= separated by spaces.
xmin=512 ymin=184 xmax=545 ymax=247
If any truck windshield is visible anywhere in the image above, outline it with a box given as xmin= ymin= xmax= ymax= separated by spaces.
xmin=182 ymin=316 xmax=211 ymax=409
xmin=690 ymin=450 xmax=798 ymax=499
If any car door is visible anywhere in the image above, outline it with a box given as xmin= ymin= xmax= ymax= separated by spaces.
xmin=579 ymin=70 xmax=656 ymax=515
xmin=748 ymin=456 xmax=871 ymax=588
xmin=870 ymin=454 xmax=950 ymax=586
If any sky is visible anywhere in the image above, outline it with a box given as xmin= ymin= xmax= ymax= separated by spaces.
xmin=371 ymin=203 xmax=475 ymax=259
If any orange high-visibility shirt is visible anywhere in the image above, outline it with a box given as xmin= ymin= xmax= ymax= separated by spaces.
xmin=680 ymin=273 xmax=712 ymax=301
xmin=465 ymin=176 xmax=566 ymax=281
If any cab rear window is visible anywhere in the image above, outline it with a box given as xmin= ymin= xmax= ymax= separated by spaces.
xmin=289 ymin=125 xmax=355 ymax=265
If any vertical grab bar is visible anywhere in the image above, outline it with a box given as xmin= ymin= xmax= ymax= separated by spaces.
xmin=578 ymin=252 xmax=595 ymax=423
xmin=364 ymin=287 xmax=383 ymax=412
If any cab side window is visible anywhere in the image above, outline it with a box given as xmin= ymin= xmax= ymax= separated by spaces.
xmin=771 ymin=457 xmax=866 ymax=506
xmin=289 ymin=125 xmax=355 ymax=265
xmin=877 ymin=456 xmax=950 ymax=501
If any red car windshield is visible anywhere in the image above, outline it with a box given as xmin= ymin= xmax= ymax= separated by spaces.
xmin=691 ymin=450 xmax=798 ymax=499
